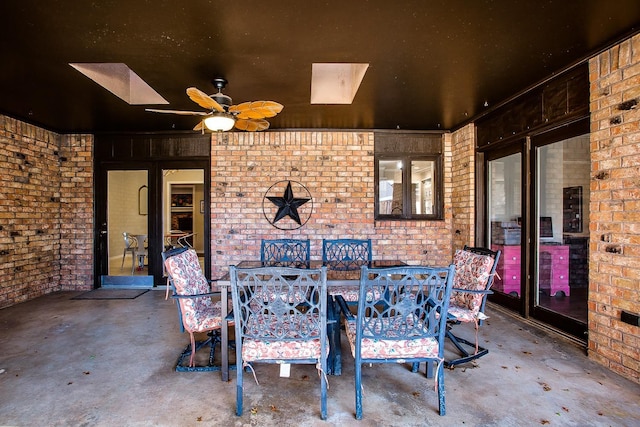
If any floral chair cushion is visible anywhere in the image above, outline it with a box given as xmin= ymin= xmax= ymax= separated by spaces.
xmin=329 ymin=285 xmax=382 ymax=303
xmin=241 ymin=314 xmax=327 ymax=362
xmin=344 ymin=317 xmax=440 ymax=360
xmin=164 ymin=249 xmax=223 ymax=333
xmin=449 ymin=249 xmax=494 ymax=317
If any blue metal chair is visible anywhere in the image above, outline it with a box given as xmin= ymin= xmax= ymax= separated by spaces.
xmin=339 ymin=265 xmax=455 ymax=419
xmin=322 ymin=238 xmax=372 ymax=271
xmin=229 ymin=266 xmax=329 ymax=420
xmin=163 ymin=246 xmax=227 ymax=372
xmin=322 ymin=238 xmax=372 ymax=375
xmin=260 ymin=238 xmax=311 ymax=266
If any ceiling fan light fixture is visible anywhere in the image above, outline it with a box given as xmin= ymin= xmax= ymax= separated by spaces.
xmin=204 ymin=112 xmax=236 ymax=131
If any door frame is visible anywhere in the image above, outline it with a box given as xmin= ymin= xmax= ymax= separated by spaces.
xmin=528 ymin=119 xmax=589 ymax=339
xmin=94 ymin=160 xmax=210 ymax=287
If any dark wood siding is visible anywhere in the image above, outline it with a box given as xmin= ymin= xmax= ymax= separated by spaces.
xmin=476 ymin=64 xmax=589 ymax=148
xmin=94 ymin=133 xmax=210 ymax=161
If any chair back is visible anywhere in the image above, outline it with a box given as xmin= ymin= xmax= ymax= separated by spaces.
xmin=230 ymin=265 xmax=329 ymax=419
xmin=123 ymin=232 xmax=137 ymax=249
xmin=163 ymin=248 xmax=214 ymax=333
xmin=229 ymin=266 xmax=327 ymax=352
xmin=322 ymin=238 xmax=372 ymax=271
xmin=260 ymin=239 xmax=311 ymax=266
xmin=355 ymin=265 xmax=455 ymax=358
xmin=450 ymin=246 xmax=501 ymax=319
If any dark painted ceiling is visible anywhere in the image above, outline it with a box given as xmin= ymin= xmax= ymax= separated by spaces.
xmin=1 ymin=1 xmax=639 ymax=134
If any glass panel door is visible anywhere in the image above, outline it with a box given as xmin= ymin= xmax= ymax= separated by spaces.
xmin=487 ymin=152 xmax=522 ymax=299
xmin=162 ymin=168 xmax=205 ymax=274
xmin=535 ymin=134 xmax=589 ymax=323
xmin=102 ymin=170 xmax=153 ymax=287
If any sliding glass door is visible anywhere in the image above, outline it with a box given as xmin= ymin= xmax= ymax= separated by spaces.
xmin=486 ymin=148 xmax=523 ymax=310
xmin=483 ymin=121 xmax=589 ymax=339
xmin=532 ymin=130 xmax=589 ymax=336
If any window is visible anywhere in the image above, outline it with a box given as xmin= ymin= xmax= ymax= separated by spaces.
xmin=376 ymin=155 xmax=442 ymax=220
xmin=374 ymin=132 xmax=444 ymax=220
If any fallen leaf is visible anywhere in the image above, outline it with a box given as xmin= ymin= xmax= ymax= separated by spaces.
xmin=515 ymin=366 xmax=521 ymax=369
xmin=67 ymin=382 xmax=73 ymax=385
xmin=523 ymin=351 xmax=532 ymax=355
xmin=250 ymin=407 xmax=258 ymax=415
xmin=83 ymin=371 xmax=90 ymax=375
xmin=541 ymin=420 xmax=550 ymax=425
xmin=501 ymin=366 xmax=508 ymax=369
xmin=270 ymin=405 xmax=278 ymax=412
xmin=562 ymin=407 xmax=569 ymax=412
xmin=412 ymin=391 xmax=420 ymax=397
xmin=196 ymin=416 xmax=202 ymax=422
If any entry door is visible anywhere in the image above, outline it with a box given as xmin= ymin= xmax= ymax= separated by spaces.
xmin=97 ymin=169 xmax=154 ymax=287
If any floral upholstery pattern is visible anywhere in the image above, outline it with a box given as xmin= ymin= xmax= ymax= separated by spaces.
xmin=329 ymin=285 xmax=381 ymax=302
xmin=449 ymin=249 xmax=494 ymax=319
xmin=345 ymin=316 xmax=440 ymax=359
xmin=164 ymin=249 xmax=223 ymax=333
xmin=242 ymin=314 xmax=326 ymax=362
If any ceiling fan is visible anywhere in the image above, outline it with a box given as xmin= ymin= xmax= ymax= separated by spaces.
xmin=146 ymin=78 xmax=283 ymax=132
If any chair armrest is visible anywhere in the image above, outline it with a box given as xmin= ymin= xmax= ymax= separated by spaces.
xmin=171 ymin=291 xmax=220 ymax=300
xmin=451 ymin=287 xmax=494 ymax=295
xmin=335 ymin=295 xmax=355 ymax=320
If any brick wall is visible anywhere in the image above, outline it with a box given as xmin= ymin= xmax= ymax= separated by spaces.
xmin=58 ymin=134 xmax=94 ymax=290
xmin=450 ymin=125 xmax=475 ymax=250
xmin=0 ymin=116 xmax=93 ymax=308
xmin=209 ymin=131 xmax=454 ymax=279
xmin=589 ymin=33 xmax=640 ymax=383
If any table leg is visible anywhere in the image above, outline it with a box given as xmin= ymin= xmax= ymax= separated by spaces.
xmin=327 ymin=295 xmax=342 ymax=376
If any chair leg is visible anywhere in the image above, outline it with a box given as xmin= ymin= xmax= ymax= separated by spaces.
xmin=436 ymin=360 xmax=446 ymax=416
xmin=444 ymin=329 xmax=489 ymax=367
xmin=355 ymin=362 xmax=363 ymax=420
xmin=236 ymin=346 xmax=243 ymax=416
xmin=320 ymin=358 xmax=328 ymax=420
xmin=175 ymin=331 xmax=227 ymax=372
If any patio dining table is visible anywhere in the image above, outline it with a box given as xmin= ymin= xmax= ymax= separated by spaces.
xmin=215 ymin=259 xmax=407 ymax=381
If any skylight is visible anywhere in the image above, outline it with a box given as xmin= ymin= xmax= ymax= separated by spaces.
xmin=310 ymin=63 xmax=369 ymax=104
xmin=69 ymin=63 xmax=168 ymax=105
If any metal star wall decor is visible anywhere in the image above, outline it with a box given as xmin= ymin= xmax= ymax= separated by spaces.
xmin=262 ymin=180 xmax=313 ymax=230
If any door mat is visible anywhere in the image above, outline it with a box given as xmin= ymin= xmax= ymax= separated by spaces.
xmin=71 ymin=289 xmax=149 ymax=300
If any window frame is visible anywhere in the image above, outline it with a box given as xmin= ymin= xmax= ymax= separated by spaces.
xmin=374 ymin=153 xmax=443 ymax=220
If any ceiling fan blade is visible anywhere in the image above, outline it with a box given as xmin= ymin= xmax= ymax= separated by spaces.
xmin=229 ymin=101 xmax=283 ymax=119
xmin=145 ymin=108 xmax=207 ymax=116
xmin=235 ymin=118 xmax=270 ymax=132
xmin=193 ymin=121 xmax=205 ymax=131
xmin=186 ymin=87 xmax=224 ymax=112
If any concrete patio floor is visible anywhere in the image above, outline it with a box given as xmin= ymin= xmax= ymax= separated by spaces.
xmin=1 ymin=289 xmax=639 ymax=427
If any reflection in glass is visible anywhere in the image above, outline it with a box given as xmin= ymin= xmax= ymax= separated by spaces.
xmin=378 ymin=159 xmax=403 ymax=215
xmin=487 ymin=153 xmax=522 ymax=298
xmin=536 ymin=134 xmax=589 ymax=323
xmin=411 ymin=160 xmax=434 ymax=215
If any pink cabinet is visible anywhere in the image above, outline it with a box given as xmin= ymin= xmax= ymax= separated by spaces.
xmin=492 ymin=245 xmax=521 ymax=296
xmin=492 ymin=244 xmax=570 ymax=297
xmin=539 ymin=245 xmax=570 ymax=296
